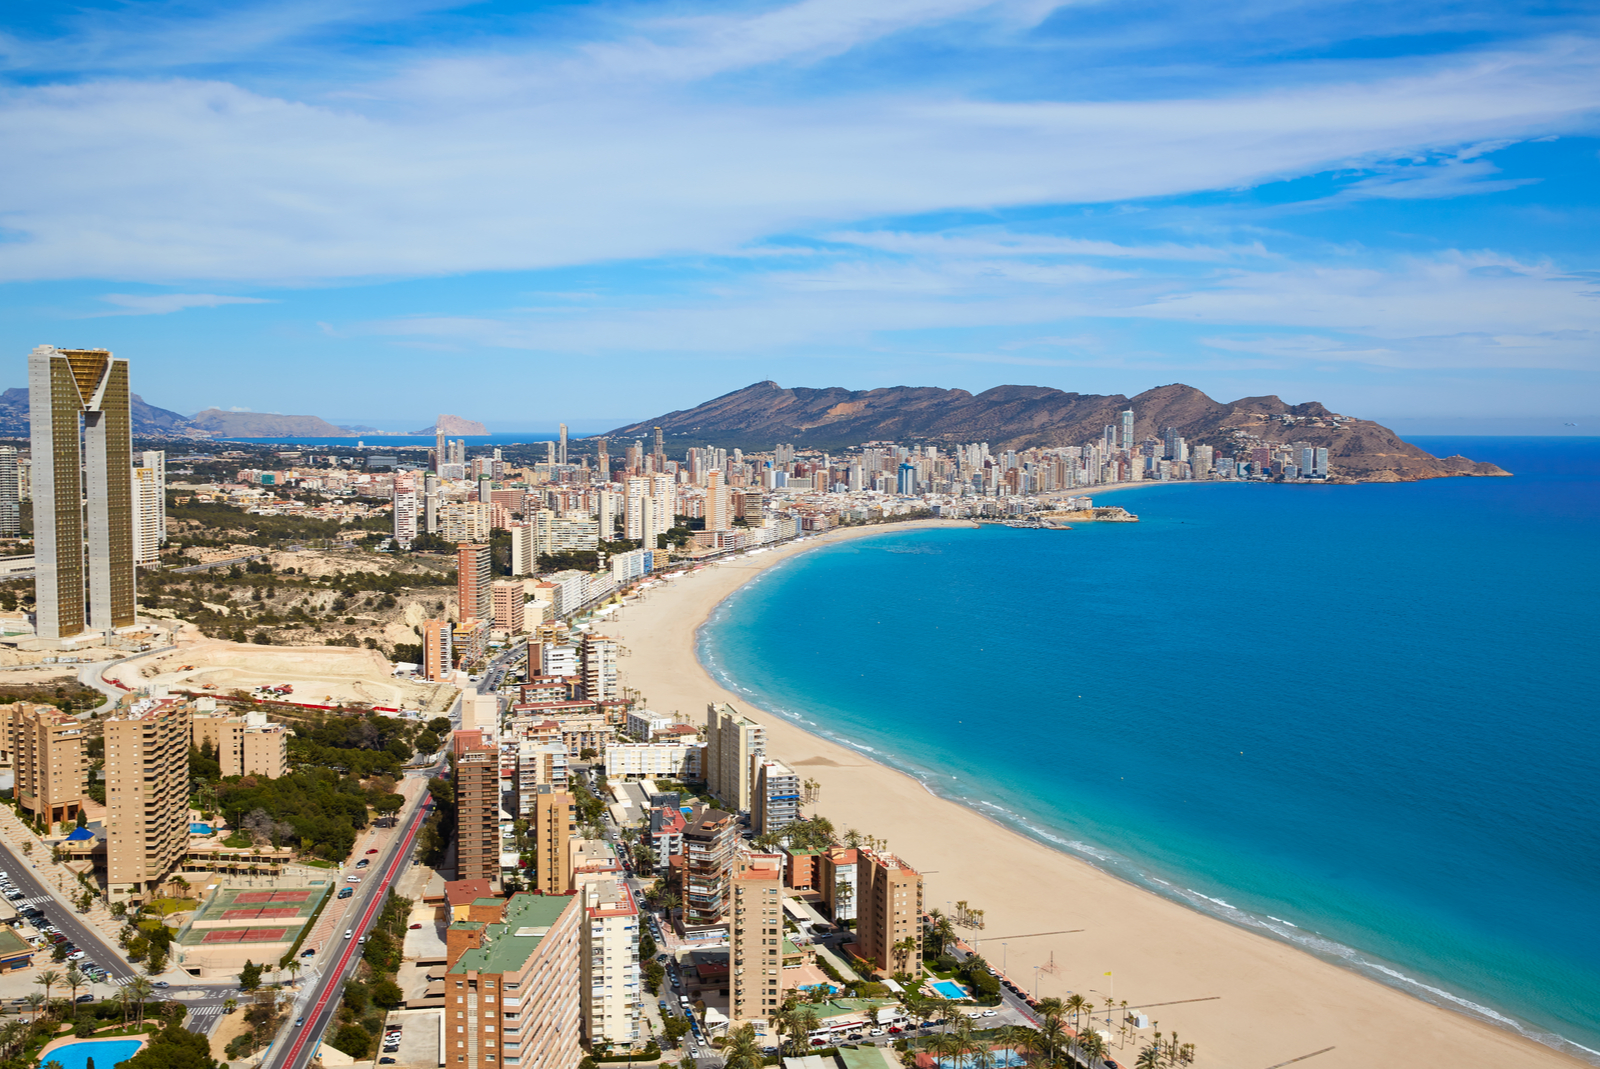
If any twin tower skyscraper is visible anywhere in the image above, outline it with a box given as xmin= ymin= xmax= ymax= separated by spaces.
xmin=28 ymin=345 xmax=137 ymax=640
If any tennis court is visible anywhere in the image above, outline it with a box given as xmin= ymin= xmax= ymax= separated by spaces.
xmin=200 ymin=927 xmax=291 ymax=944
xmin=221 ymin=906 xmax=304 ymax=921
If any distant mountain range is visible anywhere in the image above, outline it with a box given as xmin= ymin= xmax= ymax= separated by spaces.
xmin=0 ymin=389 xmax=416 ymax=439
xmin=607 ymin=381 xmax=1509 ymax=482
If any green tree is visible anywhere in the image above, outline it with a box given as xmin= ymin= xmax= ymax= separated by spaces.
xmin=639 ymin=928 xmax=656 ymax=960
xmin=239 ymin=960 xmax=263 ymax=991
xmin=34 ymin=968 xmax=61 ymax=1005
xmin=331 ymin=1024 xmax=372 ymax=1058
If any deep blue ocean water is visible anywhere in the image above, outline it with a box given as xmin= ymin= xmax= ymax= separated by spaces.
xmin=699 ymin=437 xmax=1600 ymax=1060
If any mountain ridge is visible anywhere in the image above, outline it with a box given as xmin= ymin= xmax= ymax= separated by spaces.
xmin=606 ymin=381 xmax=1508 ymax=482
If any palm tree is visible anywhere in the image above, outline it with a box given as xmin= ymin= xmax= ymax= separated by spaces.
xmin=34 ymin=969 xmax=62 ymax=1008
xmin=993 ymin=1025 xmax=1022 ymax=1060
xmin=1036 ymin=1017 xmax=1067 ymax=1067
xmin=22 ymin=994 xmax=45 ymax=1020
xmin=1078 ymin=1030 xmax=1106 ymax=1069
xmin=117 ymin=984 xmax=134 ymax=1027
xmin=63 ymin=966 xmax=86 ymax=1018
xmin=1063 ymin=994 xmax=1086 ymax=1033
xmin=1134 ymin=1046 xmax=1161 ymax=1069
xmin=723 ymin=1024 xmax=762 ymax=1069
xmin=284 ymin=959 xmax=302 ymax=985
xmin=924 ymin=1031 xmax=963 ymax=1069
xmin=0 ymin=1020 xmax=26 ymax=1059
xmin=1034 ymin=997 xmax=1063 ymax=1021
xmin=128 ymin=977 xmax=155 ymax=1027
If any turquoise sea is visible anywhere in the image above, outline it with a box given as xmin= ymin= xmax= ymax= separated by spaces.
xmin=698 ymin=437 xmax=1600 ymax=1061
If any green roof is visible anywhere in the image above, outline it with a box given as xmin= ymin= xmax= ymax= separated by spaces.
xmin=449 ymin=894 xmax=576 ymax=977
xmin=0 ymin=928 xmax=32 ymax=959
xmin=839 ymin=1048 xmax=892 ymax=1069
xmin=473 ymin=898 xmax=504 ymax=907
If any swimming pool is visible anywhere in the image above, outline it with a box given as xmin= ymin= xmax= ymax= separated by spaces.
xmin=188 ymin=823 xmax=213 ymax=834
xmin=44 ymin=1038 xmax=144 ymax=1069
xmin=930 ymin=979 xmax=969 ymax=1000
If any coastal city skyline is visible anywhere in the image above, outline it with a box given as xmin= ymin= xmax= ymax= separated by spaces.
xmin=0 ymin=1 xmax=1592 ymax=1068
xmin=1 ymin=2 xmax=1597 ymax=424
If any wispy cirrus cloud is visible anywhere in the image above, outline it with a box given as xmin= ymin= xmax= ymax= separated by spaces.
xmin=93 ymin=293 xmax=275 ymax=316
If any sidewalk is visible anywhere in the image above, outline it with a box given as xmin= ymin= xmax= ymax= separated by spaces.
xmin=0 ymin=805 xmax=134 ymax=960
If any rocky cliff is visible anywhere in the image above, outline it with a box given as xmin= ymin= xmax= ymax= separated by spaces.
xmin=0 ymin=388 xmax=202 ymax=438
xmin=608 ymin=381 xmax=1510 ymax=482
xmin=187 ymin=409 xmax=355 ymax=438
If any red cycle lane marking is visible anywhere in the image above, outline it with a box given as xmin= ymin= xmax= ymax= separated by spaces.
xmin=277 ymin=796 xmax=434 ymax=1069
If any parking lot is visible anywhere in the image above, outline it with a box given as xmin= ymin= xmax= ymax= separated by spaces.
xmin=376 ymin=1008 xmax=441 ymax=1067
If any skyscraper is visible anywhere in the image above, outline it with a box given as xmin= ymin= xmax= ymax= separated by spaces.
xmin=423 ymin=619 xmax=454 ymax=681
xmin=105 ymin=697 xmax=191 ymax=901
xmin=705 ymin=702 xmax=765 ymax=812
xmin=131 ymin=450 xmax=166 ymax=567
xmin=457 ymin=543 xmax=492 ymax=622
xmin=393 ymin=473 xmax=419 ymax=546
xmin=653 ymin=426 xmax=665 ymax=470
xmin=453 ymin=730 xmax=500 ymax=885
xmin=29 ymin=345 xmax=135 ymax=639
xmin=424 ymin=472 xmax=440 ymax=534
xmin=1121 ymin=408 xmax=1135 ymax=452
xmin=729 ymin=852 xmax=786 ymax=1021
xmin=558 ymin=423 xmax=569 ymax=466
xmin=0 ymin=447 xmax=17 ymax=537
xmin=705 ymin=469 xmax=730 ymax=531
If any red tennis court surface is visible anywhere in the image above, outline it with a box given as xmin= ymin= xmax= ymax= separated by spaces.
xmin=201 ymin=927 xmax=291 ymax=944
xmin=233 ymin=891 xmax=312 ymax=904
xmin=221 ymin=907 xmax=302 ymax=921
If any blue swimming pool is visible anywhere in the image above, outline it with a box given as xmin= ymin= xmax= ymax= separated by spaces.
xmin=188 ymin=823 xmax=213 ymax=834
xmin=930 ymin=979 xmax=968 ymax=1000
xmin=45 ymin=1038 xmax=144 ymax=1069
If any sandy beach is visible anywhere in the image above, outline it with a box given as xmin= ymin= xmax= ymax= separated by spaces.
xmin=604 ymin=519 xmax=1585 ymax=1069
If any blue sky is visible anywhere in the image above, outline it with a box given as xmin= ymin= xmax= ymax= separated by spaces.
xmin=1 ymin=0 xmax=1597 ymax=431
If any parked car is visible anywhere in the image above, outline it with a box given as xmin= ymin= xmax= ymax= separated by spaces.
xmin=75 ymin=995 xmax=94 ymax=1003
xmin=301 ymin=949 xmax=317 ymax=958
xmin=356 ymin=859 xmax=370 ymax=869
xmin=408 ymin=923 xmax=422 ymax=930
xmin=981 ymin=1010 xmax=997 ymax=1018
xmin=346 ymin=876 xmax=361 ymax=883
xmin=366 ymin=849 xmax=379 ymax=854
xmin=339 ymin=888 xmax=354 ymax=899
xmin=154 ymin=982 xmax=169 ymax=989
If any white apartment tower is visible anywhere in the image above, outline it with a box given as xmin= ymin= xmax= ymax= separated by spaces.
xmin=131 ymin=450 xmax=165 ymax=567
xmin=705 ymin=702 xmax=766 ymax=813
xmin=0 ymin=447 xmax=18 ymax=537
xmin=577 ymin=874 xmax=643 ymax=1047
xmin=393 ymin=473 xmax=419 ymax=546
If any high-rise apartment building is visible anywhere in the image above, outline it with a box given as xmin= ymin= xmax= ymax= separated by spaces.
xmin=29 ymin=345 xmax=135 ymax=639
xmin=393 ymin=473 xmax=419 ymax=546
xmin=704 ymin=703 xmax=765 ymax=813
xmin=457 ymin=544 xmax=492 ymax=622
xmin=855 ymin=849 xmax=924 ymax=977
xmin=682 ymin=808 xmax=737 ymax=926
xmin=0 ymin=447 xmax=19 ymax=536
xmin=705 ymin=470 xmax=730 ymax=532
xmin=558 ymin=423 xmax=569 ymax=466
xmin=577 ymin=874 xmax=642 ymax=1046
xmin=581 ymin=634 xmax=618 ymax=701
xmin=445 ymin=892 xmax=584 ymax=1069
xmin=131 ymin=451 xmax=166 ymax=566
xmin=191 ymin=709 xmax=289 ymax=778
xmin=752 ymin=758 xmax=800 ymax=836
xmin=104 ymin=698 xmax=192 ymax=900
xmin=1120 ymin=409 xmax=1135 ymax=452
xmin=532 ymin=784 xmax=576 ymax=894
xmin=818 ymin=846 xmax=858 ymax=923
xmin=424 ymin=619 xmax=454 ymax=681
xmin=490 ymin=580 xmax=525 ymax=634
xmin=729 ymin=852 xmax=785 ymax=1021
xmin=454 ymin=730 xmax=500 ymax=886
xmin=3 ymin=702 xmax=85 ymax=825
xmin=425 ymin=473 xmax=441 ymax=534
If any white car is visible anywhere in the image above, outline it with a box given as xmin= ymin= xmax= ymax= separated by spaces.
xmin=345 ymin=929 xmax=354 ymax=940
xmin=981 ymin=1010 xmax=997 ymax=1017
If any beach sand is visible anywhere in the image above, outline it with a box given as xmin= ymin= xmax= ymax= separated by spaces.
xmin=603 ymin=520 xmax=1585 ymax=1069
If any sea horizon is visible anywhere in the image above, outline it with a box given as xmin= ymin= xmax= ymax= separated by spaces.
xmin=696 ymin=435 xmax=1600 ymax=1063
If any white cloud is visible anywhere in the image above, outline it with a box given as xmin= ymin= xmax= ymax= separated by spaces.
xmin=94 ymin=292 xmax=275 ymax=315
xmin=0 ymin=26 xmax=1595 ymax=284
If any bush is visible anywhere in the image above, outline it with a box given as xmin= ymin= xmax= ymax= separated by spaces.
xmin=74 ymin=1017 xmax=97 ymax=1038
xmin=331 ymin=1024 xmax=372 ymax=1058
xmin=371 ymin=978 xmax=404 ymax=1010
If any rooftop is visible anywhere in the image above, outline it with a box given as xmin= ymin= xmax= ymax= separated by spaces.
xmin=449 ymin=892 xmax=576 ymax=977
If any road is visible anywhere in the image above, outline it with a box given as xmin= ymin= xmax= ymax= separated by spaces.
xmin=0 ymin=838 xmax=138 ymax=991
xmin=262 ymin=772 xmax=437 ymax=1069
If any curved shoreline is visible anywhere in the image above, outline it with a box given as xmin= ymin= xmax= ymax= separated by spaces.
xmin=604 ymin=521 xmax=1591 ymax=1069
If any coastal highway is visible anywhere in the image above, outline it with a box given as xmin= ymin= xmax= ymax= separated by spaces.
xmin=262 ymin=772 xmax=436 ymax=1069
